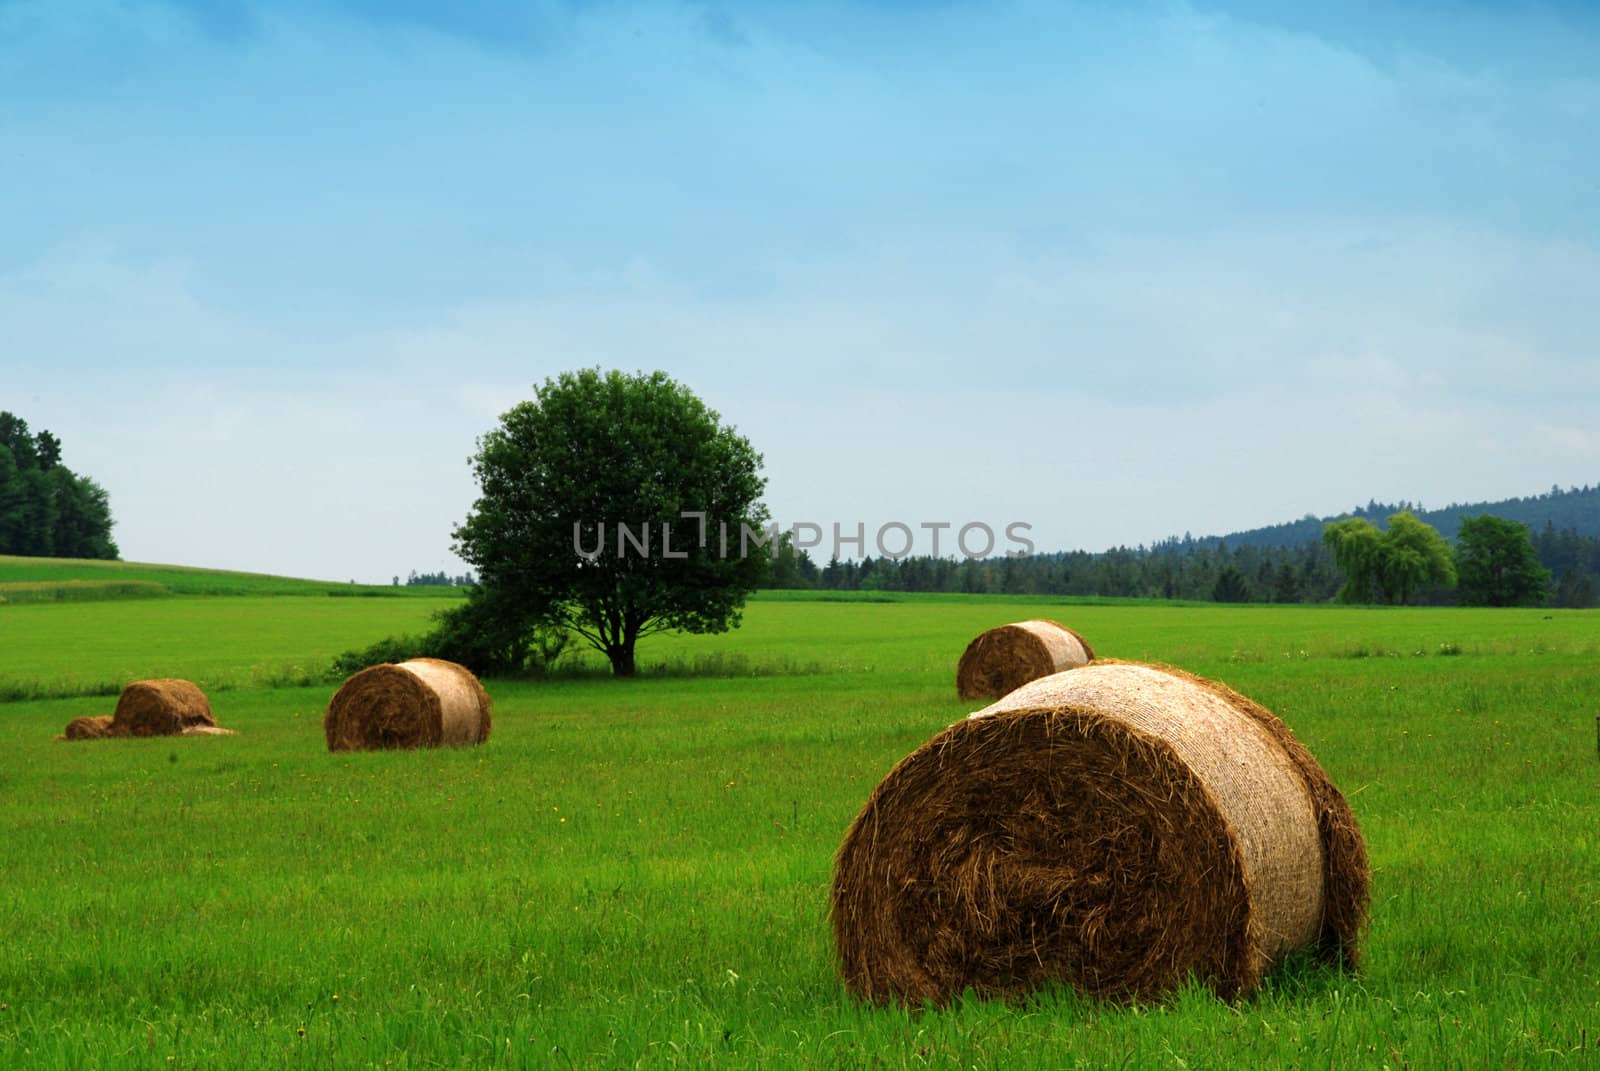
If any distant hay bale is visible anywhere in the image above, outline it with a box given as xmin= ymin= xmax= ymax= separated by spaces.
xmin=832 ymin=661 xmax=1369 ymax=1007
xmin=323 ymin=658 xmax=493 ymax=752
xmin=59 ymin=679 xmax=229 ymax=742
xmin=61 ymin=715 xmax=117 ymax=741
xmin=111 ymin=679 xmax=217 ymax=737
xmin=955 ymin=619 xmax=1094 ymax=700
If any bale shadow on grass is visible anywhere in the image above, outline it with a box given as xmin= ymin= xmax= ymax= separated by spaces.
xmin=909 ymin=952 xmax=1360 ymax=1022
xmin=547 ymin=651 xmax=826 ymax=681
xmin=1243 ymin=947 xmax=1365 ymax=1005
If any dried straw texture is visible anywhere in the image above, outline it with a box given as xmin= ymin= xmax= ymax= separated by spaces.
xmin=110 ymin=679 xmax=217 ymax=737
xmin=61 ymin=715 xmax=116 ymax=741
xmin=1095 ymin=659 xmax=1371 ymax=969
xmin=832 ymin=661 xmax=1367 ymax=1006
xmin=60 ymin=680 xmax=229 ymax=741
xmin=323 ymin=657 xmax=493 ymax=752
xmin=955 ymin=619 xmax=1095 ymax=700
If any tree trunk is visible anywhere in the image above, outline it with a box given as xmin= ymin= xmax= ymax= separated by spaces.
xmin=607 ymin=643 xmax=637 ymax=677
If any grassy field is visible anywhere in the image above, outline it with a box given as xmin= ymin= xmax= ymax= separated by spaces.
xmin=0 ymin=554 xmax=463 ymax=602
xmin=2 ymin=573 xmax=1598 ymax=1068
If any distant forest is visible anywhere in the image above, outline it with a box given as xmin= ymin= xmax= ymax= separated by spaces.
xmin=0 ymin=411 xmax=119 ymax=559
xmin=398 ymin=570 xmax=477 ymax=587
xmin=1182 ymin=483 xmax=1600 ymax=548
xmin=767 ymin=485 xmax=1600 ymax=607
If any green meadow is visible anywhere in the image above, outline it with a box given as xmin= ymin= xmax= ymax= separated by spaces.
xmin=2 ymin=570 xmax=1598 ymax=1068
xmin=0 ymin=554 xmax=458 ymax=601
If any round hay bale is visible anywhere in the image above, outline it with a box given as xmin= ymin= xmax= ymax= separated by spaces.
xmin=61 ymin=714 xmax=118 ymax=741
xmin=955 ymin=619 xmax=1094 ymax=700
xmin=110 ymin=679 xmax=216 ymax=737
xmin=831 ymin=661 xmax=1369 ymax=1006
xmin=323 ymin=657 xmax=493 ymax=752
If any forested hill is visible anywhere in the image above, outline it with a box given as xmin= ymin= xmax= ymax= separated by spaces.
xmin=1177 ymin=483 xmax=1600 ymax=550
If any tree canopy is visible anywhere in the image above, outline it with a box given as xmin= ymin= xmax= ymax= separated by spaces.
xmin=1323 ymin=511 xmax=1455 ymax=605
xmin=0 ymin=411 xmax=118 ymax=559
xmin=1454 ymin=514 xmax=1551 ymax=607
xmin=452 ymin=369 xmax=768 ymax=676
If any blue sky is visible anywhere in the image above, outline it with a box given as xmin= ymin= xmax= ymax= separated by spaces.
xmin=3 ymin=0 xmax=1596 ymax=580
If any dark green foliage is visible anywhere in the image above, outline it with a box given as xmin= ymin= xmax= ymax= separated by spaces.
xmin=1552 ymin=568 xmax=1596 ymax=608
xmin=1272 ymin=562 xmax=1301 ymax=603
xmin=327 ymin=588 xmax=571 ymax=680
xmin=747 ymin=499 xmax=1600 ymax=606
xmin=791 ymin=540 xmax=1345 ymax=603
xmin=327 ymin=633 xmax=432 ymax=679
xmin=762 ymin=533 xmax=813 ymax=590
xmin=1186 ymin=484 xmax=1600 ymax=549
xmin=1531 ymin=524 xmax=1600 ymax=607
xmin=425 ymin=587 xmax=570 ymax=676
xmin=453 ymin=369 xmax=769 ymax=676
xmin=1211 ymin=565 xmax=1249 ymax=603
xmin=1454 ymin=514 xmax=1551 ymax=607
xmin=0 ymin=411 xmax=118 ymax=559
xmin=401 ymin=570 xmax=476 ymax=587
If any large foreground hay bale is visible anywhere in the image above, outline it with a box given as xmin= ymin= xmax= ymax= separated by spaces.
xmin=111 ymin=679 xmax=217 ymax=737
xmin=832 ymin=661 xmax=1369 ymax=1006
xmin=323 ymin=658 xmax=493 ymax=752
xmin=955 ymin=619 xmax=1094 ymax=700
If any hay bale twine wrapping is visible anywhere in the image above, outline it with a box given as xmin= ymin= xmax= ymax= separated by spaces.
xmin=323 ymin=658 xmax=492 ymax=752
xmin=110 ymin=679 xmax=217 ymax=737
xmin=955 ymin=619 xmax=1094 ymax=700
xmin=832 ymin=660 xmax=1369 ymax=1006
xmin=62 ymin=715 xmax=117 ymax=741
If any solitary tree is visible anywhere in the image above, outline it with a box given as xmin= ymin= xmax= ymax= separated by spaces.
xmin=1455 ymin=514 xmax=1550 ymax=607
xmin=1323 ymin=511 xmax=1455 ymax=604
xmin=453 ymin=369 xmax=769 ymax=676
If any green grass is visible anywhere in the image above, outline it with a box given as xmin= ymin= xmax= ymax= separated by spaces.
xmin=2 ymin=574 xmax=1599 ymax=1068
xmin=0 ymin=578 xmax=171 ymax=605
xmin=0 ymin=554 xmax=467 ymax=600
xmin=0 ymin=597 xmax=457 ymax=700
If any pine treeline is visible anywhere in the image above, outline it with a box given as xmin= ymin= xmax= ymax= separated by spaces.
xmin=775 ymin=541 xmax=1349 ymax=604
xmin=1186 ymin=486 xmax=1600 ymax=549
xmin=0 ymin=412 xmax=119 ymax=560
xmin=771 ymin=523 xmax=1600 ymax=608
xmin=398 ymin=570 xmax=478 ymax=587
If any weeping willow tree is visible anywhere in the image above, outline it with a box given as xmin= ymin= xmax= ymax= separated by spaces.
xmin=1323 ymin=511 xmax=1455 ymax=605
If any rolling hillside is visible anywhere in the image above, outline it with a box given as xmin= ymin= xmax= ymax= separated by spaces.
xmin=0 ymin=555 xmax=465 ymax=603
xmin=1180 ymin=483 xmax=1600 ymax=550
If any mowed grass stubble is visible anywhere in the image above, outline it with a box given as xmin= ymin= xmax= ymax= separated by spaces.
xmin=2 ymin=593 xmax=1598 ymax=1068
